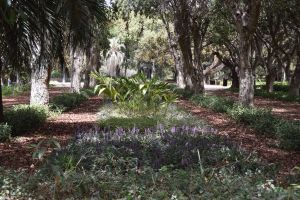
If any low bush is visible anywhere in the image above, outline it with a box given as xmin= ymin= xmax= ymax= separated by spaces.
xmin=80 ymin=88 xmax=96 ymax=98
xmin=51 ymin=93 xmax=88 ymax=111
xmin=175 ymin=88 xmax=194 ymax=99
xmin=0 ymin=123 xmax=12 ymax=142
xmin=191 ymin=95 xmax=234 ymax=113
xmin=255 ymin=89 xmax=300 ymax=103
xmin=228 ymin=105 xmax=278 ymax=137
xmin=4 ymin=105 xmax=48 ymax=136
xmin=276 ymin=121 xmax=300 ymax=151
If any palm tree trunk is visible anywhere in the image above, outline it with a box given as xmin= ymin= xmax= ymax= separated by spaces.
xmin=71 ymin=49 xmax=84 ymax=93
xmin=30 ymin=64 xmax=49 ymax=105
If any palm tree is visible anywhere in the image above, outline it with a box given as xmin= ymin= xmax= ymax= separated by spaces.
xmin=0 ymin=0 xmax=107 ymax=121
xmin=104 ymin=37 xmax=125 ymax=77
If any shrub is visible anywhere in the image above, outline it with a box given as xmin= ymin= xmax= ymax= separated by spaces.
xmin=51 ymin=93 xmax=88 ymax=111
xmin=228 ymin=105 xmax=278 ymax=137
xmin=0 ymin=123 xmax=12 ymax=142
xmin=277 ymin=121 xmax=300 ymax=151
xmin=4 ymin=105 xmax=48 ymax=136
xmin=80 ymin=88 xmax=96 ymax=98
xmin=175 ymin=88 xmax=194 ymax=99
xmin=98 ymin=117 xmax=159 ymax=130
xmin=191 ymin=95 xmax=234 ymax=113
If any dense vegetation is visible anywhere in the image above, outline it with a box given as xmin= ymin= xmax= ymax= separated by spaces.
xmin=0 ymin=0 xmax=300 ymax=199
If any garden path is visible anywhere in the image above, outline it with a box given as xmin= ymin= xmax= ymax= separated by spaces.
xmin=178 ymin=99 xmax=300 ymax=184
xmin=0 ymin=87 xmax=101 ymax=171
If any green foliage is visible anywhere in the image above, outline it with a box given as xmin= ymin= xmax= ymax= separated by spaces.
xmin=80 ymin=88 xmax=96 ymax=98
xmin=94 ymin=73 xmax=177 ymax=116
xmin=0 ymin=123 xmax=12 ymax=142
xmin=50 ymin=93 xmax=88 ymax=111
xmin=99 ymin=116 xmax=158 ymax=130
xmin=4 ymin=105 xmax=48 ymax=136
xmin=228 ymin=105 xmax=278 ymax=137
xmin=51 ymin=70 xmax=61 ymax=79
xmin=175 ymin=88 xmax=194 ymax=99
xmin=276 ymin=121 xmax=300 ymax=151
xmin=2 ymin=126 xmax=299 ymax=199
xmin=191 ymin=94 xmax=234 ymax=113
xmin=255 ymin=89 xmax=300 ymax=103
xmin=189 ymin=94 xmax=300 ymax=150
xmin=2 ymin=84 xmax=30 ymax=97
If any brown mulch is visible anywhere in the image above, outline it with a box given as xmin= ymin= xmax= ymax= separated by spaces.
xmin=210 ymin=90 xmax=300 ymax=121
xmin=178 ymin=100 xmax=300 ymax=183
xmin=0 ymin=88 xmax=101 ymax=171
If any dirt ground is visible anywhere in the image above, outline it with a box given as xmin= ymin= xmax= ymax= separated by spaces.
xmin=0 ymin=88 xmax=101 ymax=171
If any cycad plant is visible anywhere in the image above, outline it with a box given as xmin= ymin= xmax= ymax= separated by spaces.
xmin=93 ymin=72 xmax=177 ymax=116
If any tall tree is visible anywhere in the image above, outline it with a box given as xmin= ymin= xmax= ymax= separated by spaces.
xmin=224 ymin=0 xmax=261 ymax=106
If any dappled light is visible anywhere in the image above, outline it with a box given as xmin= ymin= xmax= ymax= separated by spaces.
xmin=0 ymin=0 xmax=300 ymax=199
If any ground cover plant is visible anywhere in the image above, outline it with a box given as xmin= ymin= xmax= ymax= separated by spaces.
xmin=1 ymin=122 xmax=299 ymax=199
xmin=189 ymin=94 xmax=300 ymax=151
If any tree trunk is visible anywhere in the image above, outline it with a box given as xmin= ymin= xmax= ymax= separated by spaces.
xmin=46 ymin=64 xmax=52 ymax=88
xmin=71 ymin=50 xmax=85 ymax=93
xmin=83 ymin=69 xmax=91 ymax=89
xmin=174 ymin=2 xmax=204 ymax=93
xmin=30 ymin=65 xmax=49 ymax=105
xmin=289 ymin=47 xmax=300 ymax=96
xmin=239 ymin=38 xmax=255 ymax=106
xmin=265 ymin=57 xmax=276 ymax=93
xmin=161 ymin=13 xmax=186 ymax=89
xmin=0 ymin=59 xmax=4 ymax=123
xmin=231 ymin=67 xmax=239 ymax=89
xmin=266 ymin=73 xmax=276 ymax=93
xmin=61 ymin=63 xmax=66 ymax=83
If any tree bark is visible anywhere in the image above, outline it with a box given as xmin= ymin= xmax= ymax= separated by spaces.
xmin=231 ymin=66 xmax=239 ymax=89
xmin=289 ymin=43 xmax=300 ymax=96
xmin=231 ymin=0 xmax=261 ymax=106
xmin=46 ymin=64 xmax=52 ymax=88
xmin=30 ymin=65 xmax=49 ymax=105
xmin=265 ymin=55 xmax=276 ymax=93
xmin=71 ymin=49 xmax=85 ymax=93
xmin=161 ymin=13 xmax=186 ymax=88
xmin=238 ymin=36 xmax=255 ymax=106
xmin=174 ymin=0 xmax=205 ymax=93
xmin=0 ymin=59 xmax=4 ymax=123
